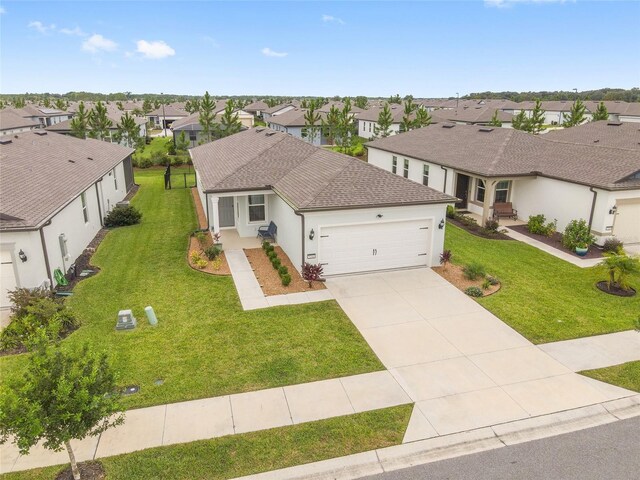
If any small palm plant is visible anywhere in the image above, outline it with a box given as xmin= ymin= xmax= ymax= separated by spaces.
xmin=599 ymin=253 xmax=640 ymax=291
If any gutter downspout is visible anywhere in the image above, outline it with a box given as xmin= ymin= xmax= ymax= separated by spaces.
xmin=440 ymin=166 xmax=448 ymax=193
xmin=205 ymin=193 xmax=210 ymax=230
xmin=295 ymin=210 xmax=305 ymax=267
xmin=39 ymin=220 xmax=53 ymax=288
xmin=588 ymin=187 xmax=598 ymax=229
xmin=94 ymin=181 xmax=103 ymax=227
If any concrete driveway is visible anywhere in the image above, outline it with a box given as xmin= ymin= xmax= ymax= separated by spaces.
xmin=326 ymin=268 xmax=636 ymax=441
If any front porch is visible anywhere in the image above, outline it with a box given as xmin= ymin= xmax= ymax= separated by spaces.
xmin=462 ymin=211 xmax=525 ymax=228
xmin=220 ymin=228 xmax=264 ymax=250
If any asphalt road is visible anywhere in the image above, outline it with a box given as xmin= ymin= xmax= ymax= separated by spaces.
xmin=363 ymin=417 xmax=640 ymax=480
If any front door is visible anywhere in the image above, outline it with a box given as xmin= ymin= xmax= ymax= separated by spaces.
xmin=218 ymin=197 xmax=235 ymax=228
xmin=455 ymin=174 xmax=470 ymax=209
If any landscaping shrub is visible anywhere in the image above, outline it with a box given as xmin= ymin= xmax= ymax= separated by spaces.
xmin=104 ymin=205 xmax=142 ymax=228
xmin=598 ymin=253 xmax=640 ymax=291
xmin=446 ymin=205 xmax=457 ymax=219
xmin=8 ymin=287 xmax=55 ymax=318
xmin=351 ymin=143 xmax=365 ymax=157
xmin=171 ymin=155 xmax=184 ymax=167
xmin=482 ymin=279 xmax=492 ymax=290
xmin=484 ymin=219 xmax=499 ymax=233
xmin=194 ymin=231 xmax=208 ymax=248
xmin=151 ymin=151 xmax=169 ymax=166
xmin=457 ymin=215 xmax=477 ymax=227
xmin=278 ymin=265 xmax=289 ymax=276
xmin=267 ymin=250 xmax=277 ymax=260
xmin=281 ymin=273 xmax=292 ymax=286
xmin=167 ymin=142 xmax=177 ymax=155
xmin=203 ymin=245 xmax=221 ymax=260
xmin=562 ymin=219 xmax=596 ymax=250
xmin=439 ymin=249 xmax=452 ymax=268
xmin=133 ymin=156 xmax=152 ymax=169
xmin=486 ymin=275 xmax=500 ymax=286
xmin=210 ymin=256 xmax=222 ymax=271
xmin=602 ymin=238 xmax=624 ymax=255
xmin=527 ymin=214 xmax=557 ymax=237
xmin=301 ymin=263 xmax=324 ymax=288
xmin=463 ymin=262 xmax=486 ymax=280
xmin=465 ymin=286 xmax=483 ymax=297
xmin=262 ymin=241 xmax=270 ymax=251
xmin=271 ymin=257 xmax=281 ymax=269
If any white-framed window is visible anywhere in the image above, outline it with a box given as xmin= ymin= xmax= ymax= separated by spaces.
xmin=495 ymin=180 xmax=511 ymax=203
xmin=189 ymin=131 xmax=197 ymax=141
xmin=113 ymin=168 xmax=118 ymax=191
xmin=475 ymin=179 xmax=486 ymax=203
xmin=248 ymin=194 xmax=266 ymax=223
xmin=369 ymin=122 xmax=372 ymax=132
xmin=422 ymin=164 xmax=429 ymax=186
xmin=81 ymin=192 xmax=89 ymax=223
xmin=392 ymin=156 xmax=397 ymax=174
xmin=403 ymin=159 xmax=409 ymax=178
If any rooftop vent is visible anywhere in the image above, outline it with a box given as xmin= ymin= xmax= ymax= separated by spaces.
xmin=0 ymin=139 xmax=12 ymax=145
xmin=34 ymin=130 xmax=47 ymax=136
xmin=255 ymin=127 xmax=265 ymax=132
xmin=478 ymin=127 xmax=494 ymax=133
xmin=442 ymin=124 xmax=455 ymax=129
xmin=265 ymin=132 xmax=277 ymax=136
xmin=593 ymin=139 xmax=600 ymax=143
xmin=68 ymin=159 xmax=76 ymax=163
xmin=607 ymin=122 xmax=622 ymax=126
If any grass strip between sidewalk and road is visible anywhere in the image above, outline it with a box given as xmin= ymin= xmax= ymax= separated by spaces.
xmin=580 ymin=361 xmax=640 ymax=393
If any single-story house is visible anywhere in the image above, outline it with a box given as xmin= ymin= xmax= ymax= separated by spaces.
xmin=190 ymin=128 xmax=456 ymax=276
xmin=171 ymin=107 xmax=254 ymax=148
xmin=0 ymin=109 xmax=41 ymax=136
xmin=265 ymin=108 xmax=331 ymax=146
xmin=243 ymin=100 xmax=269 ymax=118
xmin=261 ymin=103 xmax=297 ymax=122
xmin=428 ymin=106 xmax=514 ymax=128
xmin=45 ymin=113 xmax=147 ymax=145
xmin=14 ymin=104 xmax=73 ymax=127
xmin=0 ymin=131 xmax=135 ymax=309
xmin=366 ymin=122 xmax=640 ymax=245
xmin=147 ymin=103 xmax=189 ymax=129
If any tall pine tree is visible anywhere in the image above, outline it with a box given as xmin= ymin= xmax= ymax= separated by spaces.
xmin=322 ymin=105 xmax=341 ymax=146
xmin=591 ymin=101 xmax=609 ymax=121
xmin=489 ymin=109 xmax=503 ymax=127
xmin=303 ymin=103 xmax=322 ymax=144
xmin=219 ymin=100 xmax=242 ymax=138
xmin=115 ymin=112 xmax=140 ymax=148
xmin=512 ymin=110 xmax=528 ymax=131
xmin=562 ymin=99 xmax=587 ymax=127
xmin=526 ymin=100 xmax=545 ymax=134
xmin=373 ymin=103 xmax=393 ymax=138
xmin=199 ymin=91 xmax=217 ymax=143
xmin=87 ymin=101 xmax=112 ymax=141
xmin=414 ymin=106 xmax=433 ymax=129
xmin=70 ymin=101 xmax=89 ymax=139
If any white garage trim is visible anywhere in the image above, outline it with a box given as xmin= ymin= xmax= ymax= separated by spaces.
xmin=613 ymin=198 xmax=640 ymax=244
xmin=318 ymin=217 xmax=435 ymax=276
xmin=1 ymin=247 xmax=19 ymax=309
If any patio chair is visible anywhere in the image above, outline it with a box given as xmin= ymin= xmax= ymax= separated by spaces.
xmin=493 ymin=202 xmax=518 ymax=220
xmin=257 ymin=221 xmax=277 ymax=242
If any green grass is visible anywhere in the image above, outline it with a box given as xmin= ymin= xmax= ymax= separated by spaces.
xmin=580 ymin=361 xmax=640 ymax=392
xmin=445 ymin=224 xmax=640 ymax=344
xmin=1 ymin=404 xmax=412 ymax=480
xmin=0 ymin=170 xmax=382 ymax=409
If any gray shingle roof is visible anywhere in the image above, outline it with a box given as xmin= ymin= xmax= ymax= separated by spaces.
xmin=0 ymin=131 xmax=134 ymax=230
xmin=366 ymin=124 xmax=640 ymax=190
xmin=544 ymin=121 xmax=640 ymax=151
xmin=190 ymin=128 xmax=455 ymax=210
xmin=0 ymin=109 xmax=41 ymax=131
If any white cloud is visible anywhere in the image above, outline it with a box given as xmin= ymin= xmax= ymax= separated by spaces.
xmin=28 ymin=21 xmax=56 ymax=34
xmin=82 ymin=34 xmax=118 ymax=53
xmin=485 ymin=0 xmax=572 ymax=7
xmin=136 ymin=40 xmax=176 ymax=59
xmin=202 ymin=36 xmax=220 ymax=48
xmin=261 ymin=47 xmax=288 ymax=58
xmin=0 ymin=7 xmax=6 ymax=14
xmin=60 ymin=26 xmax=86 ymax=36
xmin=322 ymin=14 xmax=345 ymax=25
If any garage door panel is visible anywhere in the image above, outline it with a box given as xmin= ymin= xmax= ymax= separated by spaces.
xmin=319 ymin=220 xmax=432 ymax=276
xmin=1 ymin=250 xmax=17 ymax=309
xmin=614 ymin=200 xmax=640 ymax=244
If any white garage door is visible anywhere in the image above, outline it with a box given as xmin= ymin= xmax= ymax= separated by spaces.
xmin=614 ymin=199 xmax=640 ymax=244
xmin=1 ymin=250 xmax=17 ymax=309
xmin=319 ymin=219 xmax=433 ymax=276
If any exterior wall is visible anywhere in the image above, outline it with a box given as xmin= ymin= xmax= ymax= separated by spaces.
xmin=619 ymin=115 xmax=640 ymax=123
xmin=268 ymin=195 xmax=302 ymax=270
xmin=0 ymin=126 xmax=38 ymax=136
xmin=232 ymin=192 xmax=273 ymax=237
xmin=358 ymin=120 xmax=401 ymax=139
xmin=195 ymin=172 xmax=209 ymax=229
xmin=600 ymin=189 xmax=640 ymax=243
xmin=0 ymin=230 xmax=49 ymax=292
xmin=303 ymin=204 xmax=449 ymax=273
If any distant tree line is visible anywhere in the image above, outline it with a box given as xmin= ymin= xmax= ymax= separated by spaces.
xmin=464 ymin=88 xmax=639 ymax=103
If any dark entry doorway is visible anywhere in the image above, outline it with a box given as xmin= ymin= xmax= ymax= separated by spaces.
xmin=455 ymin=174 xmax=470 ymax=209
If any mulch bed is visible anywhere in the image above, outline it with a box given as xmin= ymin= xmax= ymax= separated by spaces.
xmin=509 ymin=224 xmax=604 ymax=260
xmin=448 ymin=217 xmax=512 ymax=240
xmin=245 ymin=246 xmax=326 ymax=296
xmin=433 ymin=263 xmax=501 ymax=297
xmin=187 ymin=235 xmax=231 ymax=276
xmin=191 ymin=187 xmax=208 ymax=229
xmin=55 ymin=461 xmax=105 ymax=480
xmin=596 ymin=281 xmax=636 ymax=297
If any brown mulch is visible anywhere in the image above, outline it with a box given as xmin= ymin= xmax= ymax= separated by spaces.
xmin=448 ymin=217 xmax=512 ymax=240
xmin=55 ymin=461 xmax=105 ymax=480
xmin=433 ymin=263 xmax=501 ymax=297
xmin=509 ymin=224 xmax=604 ymax=260
xmin=245 ymin=246 xmax=326 ymax=296
xmin=188 ymin=235 xmax=231 ymax=276
xmin=596 ymin=281 xmax=636 ymax=297
xmin=191 ymin=187 xmax=208 ymax=229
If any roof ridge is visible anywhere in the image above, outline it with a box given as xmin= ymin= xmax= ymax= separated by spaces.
xmin=488 ymin=128 xmax=515 ymax=175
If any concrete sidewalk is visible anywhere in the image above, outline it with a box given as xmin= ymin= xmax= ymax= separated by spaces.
xmin=0 ymin=371 xmax=411 ymax=474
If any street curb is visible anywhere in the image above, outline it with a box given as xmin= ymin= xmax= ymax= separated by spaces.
xmin=232 ymin=396 xmax=640 ymax=480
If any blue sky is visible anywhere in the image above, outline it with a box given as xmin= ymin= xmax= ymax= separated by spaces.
xmin=1 ymin=0 xmax=638 ymax=96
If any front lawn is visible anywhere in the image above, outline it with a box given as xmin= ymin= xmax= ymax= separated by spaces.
xmin=0 ymin=169 xmax=382 ymax=409
xmin=1 ymin=404 xmax=412 ymax=480
xmin=445 ymin=224 xmax=640 ymax=344
xmin=580 ymin=361 xmax=640 ymax=393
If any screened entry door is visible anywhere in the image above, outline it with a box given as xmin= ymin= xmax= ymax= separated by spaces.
xmin=218 ymin=197 xmax=235 ymax=228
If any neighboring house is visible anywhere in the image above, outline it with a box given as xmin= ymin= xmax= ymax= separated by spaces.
xmin=366 ymin=123 xmax=640 ymax=245
xmin=243 ymin=100 xmax=269 ymax=118
xmin=171 ymin=107 xmax=254 ymax=147
xmin=261 ymin=103 xmax=297 ymax=122
xmin=147 ymin=103 xmax=189 ymax=129
xmin=0 ymin=109 xmax=41 ymax=136
xmin=265 ymin=108 xmax=330 ymax=145
xmin=0 ymin=131 xmax=135 ymax=309
xmin=14 ymin=104 xmax=73 ymax=127
xmin=190 ymin=128 xmax=455 ymax=276
xmin=357 ymin=104 xmax=408 ymax=139
xmin=45 ymin=113 xmax=147 ymax=145
xmin=428 ymin=106 xmax=513 ymax=128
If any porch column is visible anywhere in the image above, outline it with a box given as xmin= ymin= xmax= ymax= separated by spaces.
xmin=210 ymin=196 xmax=220 ymax=232
xmin=481 ymin=180 xmax=497 ymax=225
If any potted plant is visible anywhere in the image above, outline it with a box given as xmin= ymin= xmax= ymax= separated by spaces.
xmin=212 ymin=231 xmax=222 ymax=251
xmin=562 ymin=219 xmax=595 ymax=256
xmin=575 ymin=241 xmax=589 ymax=257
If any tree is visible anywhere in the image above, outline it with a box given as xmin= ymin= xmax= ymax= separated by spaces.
xmin=265 ymin=97 xmax=279 ymax=108
xmin=399 ymin=99 xmax=417 ymax=133
xmin=354 ymin=96 xmax=368 ymax=109
xmin=303 ymin=103 xmax=322 ymax=144
xmin=13 ymin=97 xmax=26 ymax=108
xmin=116 ymin=101 xmax=124 ymax=111
xmin=142 ymin=99 xmax=153 ymax=115
xmin=563 ymin=99 xmax=587 ymax=127
xmin=512 ymin=110 xmax=528 ymax=131
xmin=337 ymin=98 xmax=357 ymax=152
xmin=591 ymin=101 xmax=609 ymax=121
xmin=199 ymin=91 xmax=217 ymax=143
xmin=322 ymin=105 xmax=341 ymax=145
xmin=185 ymin=98 xmax=200 ymax=114
xmin=414 ymin=106 xmax=432 ymax=129
xmin=87 ymin=101 xmax=113 ymax=141
xmin=388 ymin=94 xmax=402 ymax=104
xmin=176 ymin=131 xmax=190 ymax=151
xmin=0 ymin=335 xmax=124 ymax=480
xmin=55 ymin=99 xmax=67 ymax=111
xmin=115 ymin=112 xmax=140 ymax=148
xmin=489 ymin=109 xmax=502 ymax=127
xmin=373 ymin=103 xmax=393 ymax=138
xmin=70 ymin=102 xmax=89 ymax=139
xmin=219 ymin=100 xmax=242 ymax=138
xmin=526 ymin=100 xmax=545 ymax=134
xmin=43 ymin=97 xmax=52 ymax=108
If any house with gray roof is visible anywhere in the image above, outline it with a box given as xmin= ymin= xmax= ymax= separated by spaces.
xmin=265 ymin=108 xmax=332 ymax=146
xmin=0 ymin=109 xmax=41 ymax=136
xmin=171 ymin=106 xmax=254 ymax=148
xmin=0 ymin=131 xmax=135 ymax=307
xmin=366 ymin=123 xmax=640 ymax=246
xmin=14 ymin=104 xmax=73 ymax=128
xmin=190 ymin=128 xmax=456 ymax=276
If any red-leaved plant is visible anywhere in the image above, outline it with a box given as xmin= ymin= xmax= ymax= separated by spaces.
xmin=439 ymin=249 xmax=452 ymax=270
xmin=301 ymin=263 xmax=324 ymax=288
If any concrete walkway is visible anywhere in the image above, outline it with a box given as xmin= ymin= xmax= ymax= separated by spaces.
xmin=325 ymin=269 xmax=637 ymax=442
xmin=225 ymin=249 xmax=333 ymax=310
xmin=504 ymin=227 xmax=602 ymax=268
xmin=0 ymin=371 xmax=411 ymax=474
